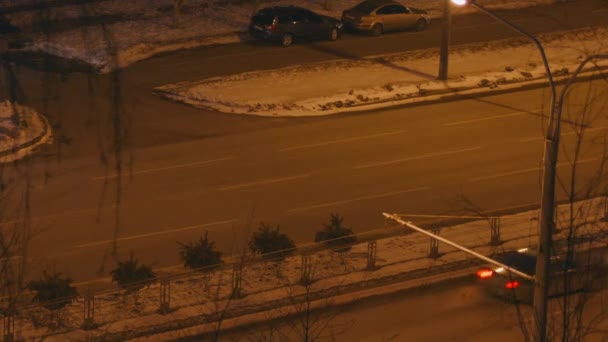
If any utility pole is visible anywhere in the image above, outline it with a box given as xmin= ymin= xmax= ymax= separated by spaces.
xmin=438 ymin=0 xmax=451 ymax=80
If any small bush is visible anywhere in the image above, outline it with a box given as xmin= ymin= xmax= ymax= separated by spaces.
xmin=315 ymin=213 xmax=356 ymax=252
xmin=178 ymin=231 xmax=223 ymax=270
xmin=249 ymin=223 xmax=296 ymax=261
xmin=28 ymin=271 xmax=78 ymax=311
xmin=110 ymin=253 xmax=156 ymax=292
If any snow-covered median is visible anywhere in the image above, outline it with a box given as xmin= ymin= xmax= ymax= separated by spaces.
xmin=154 ymin=26 xmax=608 ymax=117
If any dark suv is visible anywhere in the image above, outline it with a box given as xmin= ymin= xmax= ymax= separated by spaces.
xmin=249 ymin=6 xmax=343 ymax=47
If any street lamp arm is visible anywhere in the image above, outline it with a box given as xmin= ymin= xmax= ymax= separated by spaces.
xmin=471 ymin=2 xmax=557 ymax=135
xmin=382 ymin=213 xmax=535 ymax=281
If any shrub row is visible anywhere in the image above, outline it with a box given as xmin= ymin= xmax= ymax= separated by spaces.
xmin=26 ymin=213 xmax=356 ymax=310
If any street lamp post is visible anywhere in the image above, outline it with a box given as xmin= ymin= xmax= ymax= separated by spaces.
xmin=438 ymin=0 xmax=451 ymax=80
xmin=450 ymin=1 xmax=557 ymax=341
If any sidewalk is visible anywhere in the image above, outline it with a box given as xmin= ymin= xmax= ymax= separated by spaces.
xmin=23 ymin=196 xmax=606 ymax=342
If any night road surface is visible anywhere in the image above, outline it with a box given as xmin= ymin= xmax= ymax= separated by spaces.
xmin=1 ymin=0 xmax=607 ymax=285
xmin=5 ymin=79 xmax=608 ymax=286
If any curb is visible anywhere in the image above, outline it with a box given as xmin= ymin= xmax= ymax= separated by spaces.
xmin=0 ymin=110 xmax=50 ymax=158
xmin=338 ymin=65 xmax=608 ymax=115
xmin=157 ymin=63 xmax=608 ymax=118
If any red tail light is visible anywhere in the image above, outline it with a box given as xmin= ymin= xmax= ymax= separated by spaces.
xmin=476 ymin=268 xmax=494 ymax=279
xmin=505 ymin=281 xmax=520 ymax=289
xmin=264 ymin=24 xmax=275 ymax=31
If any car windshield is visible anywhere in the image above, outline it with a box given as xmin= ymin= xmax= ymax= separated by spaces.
xmin=251 ymin=12 xmax=275 ymax=25
xmin=495 ymin=252 xmax=537 ymax=276
xmin=352 ymin=1 xmax=379 ymax=14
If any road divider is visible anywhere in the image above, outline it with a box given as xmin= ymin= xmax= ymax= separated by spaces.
xmin=285 ymin=187 xmax=428 ymax=214
xmin=468 ymin=157 xmax=602 ymax=182
xmin=217 ymin=173 xmax=310 ymax=191
xmin=92 ymin=156 xmax=235 ymax=181
xmin=355 ymin=146 xmax=481 ymax=169
xmin=75 ymin=218 xmax=238 ymax=248
xmin=443 ymin=110 xmax=540 ymax=126
xmin=518 ymin=126 xmax=607 ymax=143
xmin=279 ymin=130 xmax=405 ymax=152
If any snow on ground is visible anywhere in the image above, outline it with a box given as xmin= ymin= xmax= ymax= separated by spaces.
xmin=155 ymin=26 xmax=608 ymax=117
xmin=0 ymin=101 xmax=51 ymax=163
xmin=3 ymin=0 xmax=557 ymax=72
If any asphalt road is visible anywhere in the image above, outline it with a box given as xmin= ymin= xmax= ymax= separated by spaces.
xmin=6 ymin=79 xmax=607 ymax=285
xmin=1 ymin=0 xmax=607 ymax=284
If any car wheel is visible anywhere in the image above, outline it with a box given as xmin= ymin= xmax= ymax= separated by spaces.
xmin=281 ymin=33 xmax=293 ymax=47
xmin=370 ymin=24 xmax=383 ymax=36
xmin=415 ymin=19 xmax=427 ymax=31
xmin=329 ymin=27 xmax=339 ymax=41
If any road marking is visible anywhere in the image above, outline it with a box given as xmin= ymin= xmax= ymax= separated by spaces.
xmin=518 ymin=126 xmax=607 ymax=142
xmin=0 ymin=255 xmax=22 ymax=262
xmin=73 ymin=277 xmax=113 ymax=287
xmin=468 ymin=157 xmax=601 ymax=182
xmin=165 ymin=50 xmax=269 ymax=68
xmin=75 ymin=218 xmax=238 ymax=248
xmin=286 ymin=187 xmax=428 ymax=214
xmin=280 ymin=130 xmax=405 ymax=152
xmin=218 ymin=174 xmax=310 ymax=191
xmin=92 ymin=156 xmax=234 ymax=181
xmin=444 ymin=110 xmax=539 ymax=126
xmin=355 ymin=146 xmax=481 ymax=169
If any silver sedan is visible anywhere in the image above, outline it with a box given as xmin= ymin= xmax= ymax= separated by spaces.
xmin=341 ymin=0 xmax=431 ymax=36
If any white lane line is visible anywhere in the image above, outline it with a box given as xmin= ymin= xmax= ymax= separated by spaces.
xmin=468 ymin=157 xmax=601 ymax=182
xmin=0 ymin=255 xmax=22 ymax=262
xmin=286 ymin=187 xmax=428 ymax=214
xmin=518 ymin=126 xmax=607 ymax=142
xmin=218 ymin=174 xmax=310 ymax=191
xmin=75 ymin=218 xmax=238 ymax=248
xmin=444 ymin=110 xmax=539 ymax=126
xmin=280 ymin=130 xmax=405 ymax=152
xmin=92 ymin=156 xmax=235 ymax=181
xmin=166 ymin=50 xmax=267 ymax=68
xmin=355 ymin=146 xmax=481 ymax=169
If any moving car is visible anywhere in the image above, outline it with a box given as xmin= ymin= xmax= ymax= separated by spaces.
xmin=476 ymin=248 xmax=605 ymax=303
xmin=249 ymin=6 xmax=343 ymax=47
xmin=341 ymin=0 xmax=431 ymax=36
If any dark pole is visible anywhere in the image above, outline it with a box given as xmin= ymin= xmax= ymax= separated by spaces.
xmin=438 ymin=0 xmax=451 ymax=80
